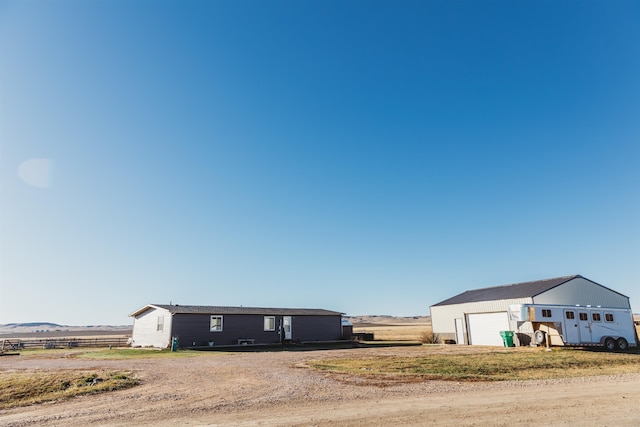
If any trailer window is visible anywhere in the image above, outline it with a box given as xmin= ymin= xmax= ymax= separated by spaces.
xmin=605 ymin=313 xmax=614 ymax=322
xmin=565 ymin=311 xmax=575 ymax=320
xmin=592 ymin=312 xmax=601 ymax=322
xmin=542 ymin=309 xmax=552 ymax=318
xmin=579 ymin=313 xmax=588 ymax=321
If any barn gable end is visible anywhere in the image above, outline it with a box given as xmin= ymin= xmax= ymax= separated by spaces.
xmin=533 ymin=276 xmax=630 ymax=308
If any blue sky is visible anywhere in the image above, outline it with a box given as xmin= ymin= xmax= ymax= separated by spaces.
xmin=1 ymin=1 xmax=638 ymax=325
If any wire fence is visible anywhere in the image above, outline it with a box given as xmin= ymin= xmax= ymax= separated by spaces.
xmin=1 ymin=337 xmax=131 ymax=351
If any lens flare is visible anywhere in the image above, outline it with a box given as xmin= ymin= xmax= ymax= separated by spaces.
xmin=18 ymin=158 xmax=54 ymax=188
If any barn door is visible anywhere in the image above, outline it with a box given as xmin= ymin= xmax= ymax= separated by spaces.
xmin=455 ymin=318 xmax=465 ymax=344
xmin=466 ymin=312 xmax=510 ymax=346
xmin=283 ymin=316 xmax=292 ymax=340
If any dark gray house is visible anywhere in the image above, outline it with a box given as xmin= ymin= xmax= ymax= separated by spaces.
xmin=129 ymin=304 xmax=344 ymax=348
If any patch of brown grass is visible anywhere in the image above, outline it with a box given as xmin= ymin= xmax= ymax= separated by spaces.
xmin=0 ymin=369 xmax=138 ymax=409
xmin=308 ymin=347 xmax=640 ymax=385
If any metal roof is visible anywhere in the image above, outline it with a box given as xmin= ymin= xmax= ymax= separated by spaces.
xmin=130 ymin=304 xmax=343 ymax=317
xmin=431 ymin=275 xmax=586 ymax=307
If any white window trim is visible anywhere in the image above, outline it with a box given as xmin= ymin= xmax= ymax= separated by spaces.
xmin=157 ymin=316 xmax=164 ymax=332
xmin=210 ymin=315 xmax=223 ymax=332
xmin=264 ymin=316 xmax=275 ymax=331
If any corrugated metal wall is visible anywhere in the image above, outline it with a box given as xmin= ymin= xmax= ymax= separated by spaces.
xmin=534 ymin=277 xmax=631 ymax=309
xmin=431 ymin=298 xmax=532 ymax=343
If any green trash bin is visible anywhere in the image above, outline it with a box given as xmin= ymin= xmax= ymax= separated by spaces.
xmin=500 ymin=331 xmax=514 ymax=347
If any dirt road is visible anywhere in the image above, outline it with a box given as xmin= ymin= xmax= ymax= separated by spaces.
xmin=1 ymin=346 xmax=639 ymax=426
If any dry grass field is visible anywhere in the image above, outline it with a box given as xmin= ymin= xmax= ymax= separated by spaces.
xmin=350 ymin=316 xmax=432 ymax=341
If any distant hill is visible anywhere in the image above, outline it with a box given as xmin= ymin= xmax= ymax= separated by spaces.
xmin=2 ymin=322 xmax=62 ymax=328
xmin=0 ymin=322 xmax=131 ymax=335
xmin=346 ymin=315 xmax=431 ymax=326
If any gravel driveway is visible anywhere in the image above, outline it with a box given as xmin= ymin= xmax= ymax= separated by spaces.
xmin=1 ymin=346 xmax=639 ymax=426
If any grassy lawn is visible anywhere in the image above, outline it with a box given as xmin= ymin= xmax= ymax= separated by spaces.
xmin=0 ymin=370 xmax=138 ymax=409
xmin=74 ymin=348 xmax=206 ymax=359
xmin=308 ymin=348 xmax=640 ymax=382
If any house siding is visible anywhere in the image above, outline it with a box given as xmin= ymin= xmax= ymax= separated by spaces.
xmin=287 ymin=315 xmax=342 ymax=342
xmin=131 ymin=307 xmax=173 ymax=348
xmin=167 ymin=313 xmax=342 ymax=347
xmin=171 ymin=313 xmax=285 ymax=346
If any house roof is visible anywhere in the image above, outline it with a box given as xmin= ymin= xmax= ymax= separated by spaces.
xmin=431 ymin=275 xmax=596 ymax=307
xmin=130 ymin=304 xmax=344 ymax=317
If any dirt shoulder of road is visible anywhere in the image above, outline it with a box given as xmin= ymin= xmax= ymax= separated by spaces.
xmin=1 ymin=345 xmax=639 ymax=427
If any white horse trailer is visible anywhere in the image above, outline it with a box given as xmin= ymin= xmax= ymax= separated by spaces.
xmin=508 ymin=304 xmax=637 ymax=350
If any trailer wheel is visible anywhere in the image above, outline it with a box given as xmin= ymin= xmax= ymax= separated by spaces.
xmin=604 ymin=337 xmax=616 ymax=351
xmin=617 ymin=338 xmax=628 ymax=351
xmin=534 ymin=330 xmax=546 ymax=345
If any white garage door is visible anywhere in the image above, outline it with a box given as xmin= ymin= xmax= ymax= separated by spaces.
xmin=467 ymin=312 xmax=510 ymax=346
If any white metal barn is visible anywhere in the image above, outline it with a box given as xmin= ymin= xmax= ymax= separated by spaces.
xmin=430 ymin=275 xmax=632 ymax=346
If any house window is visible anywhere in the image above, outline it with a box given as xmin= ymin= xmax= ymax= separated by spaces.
xmin=210 ymin=316 xmax=223 ymax=332
xmin=592 ymin=312 xmax=601 ymax=322
xmin=541 ymin=309 xmax=552 ymax=318
xmin=579 ymin=312 xmax=588 ymax=321
xmin=264 ymin=316 xmax=275 ymax=331
xmin=565 ymin=311 xmax=575 ymax=320
xmin=157 ymin=316 xmax=164 ymax=332
xmin=605 ymin=313 xmax=614 ymax=322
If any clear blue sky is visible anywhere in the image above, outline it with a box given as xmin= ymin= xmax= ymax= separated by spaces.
xmin=1 ymin=1 xmax=638 ymax=325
